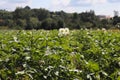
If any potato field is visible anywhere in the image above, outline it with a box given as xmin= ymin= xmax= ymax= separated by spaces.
xmin=0 ymin=30 xmax=120 ymax=80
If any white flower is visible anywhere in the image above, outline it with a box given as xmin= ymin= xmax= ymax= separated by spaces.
xmin=81 ymin=55 xmax=84 ymax=58
xmin=87 ymin=73 xmax=94 ymax=80
xmin=22 ymin=30 xmax=26 ymax=35
xmin=71 ymin=52 xmax=76 ymax=56
xmin=118 ymin=62 xmax=120 ymax=67
xmin=102 ymin=28 xmax=106 ymax=31
xmin=45 ymin=46 xmax=52 ymax=56
xmin=97 ymin=29 xmax=100 ymax=31
xmin=102 ymin=28 xmax=107 ymax=33
xmin=12 ymin=48 xmax=16 ymax=52
xmin=87 ymin=74 xmax=90 ymax=78
xmin=58 ymin=28 xmax=70 ymax=36
xmin=118 ymin=25 xmax=120 ymax=28
xmin=15 ymin=71 xmax=25 ymax=75
xmin=85 ymin=28 xmax=88 ymax=31
xmin=48 ymin=66 xmax=54 ymax=69
xmin=25 ymin=56 xmax=31 ymax=60
xmin=118 ymin=72 xmax=120 ymax=76
xmin=13 ymin=36 xmax=19 ymax=42
xmin=5 ymin=58 xmax=9 ymax=62
xmin=59 ymin=28 xmax=64 ymax=32
xmin=84 ymin=60 xmax=88 ymax=64
xmin=59 ymin=65 xmax=66 ymax=69
xmin=74 ymin=78 xmax=79 ymax=80
xmin=69 ymin=69 xmax=82 ymax=73
xmin=23 ymin=63 xmax=27 ymax=67
xmin=64 ymin=28 xmax=70 ymax=35
xmin=95 ymin=40 xmax=98 ymax=43
xmin=43 ymin=76 xmax=47 ymax=79
xmin=45 ymin=66 xmax=54 ymax=71
xmin=101 ymin=71 xmax=108 ymax=76
xmin=0 ymin=59 xmax=2 ymax=62
xmin=55 ymin=71 xmax=59 ymax=76
xmin=102 ymin=52 xmax=105 ymax=55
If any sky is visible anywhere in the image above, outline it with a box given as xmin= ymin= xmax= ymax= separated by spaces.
xmin=0 ymin=0 xmax=120 ymax=16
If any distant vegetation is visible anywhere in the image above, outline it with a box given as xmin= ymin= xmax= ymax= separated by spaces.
xmin=0 ymin=6 xmax=120 ymax=30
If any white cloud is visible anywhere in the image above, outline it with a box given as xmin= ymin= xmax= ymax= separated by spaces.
xmin=50 ymin=0 xmax=108 ymax=13
xmin=71 ymin=0 xmax=107 ymax=6
xmin=50 ymin=0 xmax=107 ymax=11
xmin=51 ymin=0 xmax=107 ymax=7
xmin=52 ymin=0 xmax=71 ymax=6
xmin=50 ymin=0 xmax=71 ymax=12
xmin=109 ymin=0 xmax=120 ymax=2
xmin=7 ymin=0 xmax=30 ymax=3
xmin=62 ymin=7 xmax=76 ymax=13
xmin=89 ymin=0 xmax=107 ymax=4
xmin=0 ymin=0 xmax=31 ymax=10
xmin=0 ymin=1 xmax=6 ymax=5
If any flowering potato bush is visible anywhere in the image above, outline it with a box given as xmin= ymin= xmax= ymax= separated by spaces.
xmin=0 ymin=30 xmax=120 ymax=80
xmin=58 ymin=28 xmax=70 ymax=36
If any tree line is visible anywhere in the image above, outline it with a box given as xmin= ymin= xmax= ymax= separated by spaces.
xmin=0 ymin=6 xmax=120 ymax=30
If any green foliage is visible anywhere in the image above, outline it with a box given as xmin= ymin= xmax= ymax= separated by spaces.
xmin=26 ymin=17 xmax=39 ymax=30
xmin=41 ymin=18 xmax=57 ymax=30
xmin=1 ymin=6 xmax=119 ymax=30
xmin=0 ymin=30 xmax=120 ymax=79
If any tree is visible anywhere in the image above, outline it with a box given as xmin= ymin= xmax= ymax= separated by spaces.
xmin=0 ymin=7 xmax=116 ymax=30
xmin=31 ymin=8 xmax=50 ymax=21
xmin=112 ymin=16 xmax=120 ymax=25
xmin=16 ymin=19 xmax=27 ymax=29
xmin=25 ymin=17 xmax=39 ymax=30
xmin=57 ymin=19 xmax=65 ymax=28
xmin=13 ymin=6 xmax=31 ymax=20
xmin=73 ymin=13 xmax=79 ymax=20
xmin=24 ymin=6 xmax=31 ymax=10
xmin=5 ymin=19 xmax=15 ymax=28
xmin=0 ymin=10 xmax=13 ymax=19
xmin=80 ymin=10 xmax=96 ymax=25
xmin=41 ymin=18 xmax=57 ymax=30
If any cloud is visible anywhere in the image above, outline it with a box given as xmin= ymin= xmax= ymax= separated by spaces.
xmin=0 ymin=0 xmax=31 ymax=4
xmin=108 ymin=0 xmax=120 ymax=3
xmin=7 ymin=0 xmax=30 ymax=3
xmin=50 ymin=0 xmax=108 ymax=12
xmin=50 ymin=0 xmax=108 ymax=13
xmin=50 ymin=0 xmax=71 ymax=12
xmin=51 ymin=0 xmax=120 ymax=7
xmin=52 ymin=0 xmax=71 ymax=6
xmin=0 ymin=1 xmax=7 ymax=5
xmin=0 ymin=0 xmax=31 ymax=10
xmin=69 ymin=0 xmax=107 ymax=6
xmin=0 ymin=0 xmax=120 ymax=12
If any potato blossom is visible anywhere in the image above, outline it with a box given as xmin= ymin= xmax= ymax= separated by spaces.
xmin=102 ymin=28 xmax=106 ymax=31
xmin=15 ymin=71 xmax=25 ymax=75
xmin=58 ymin=28 xmax=70 ymax=36
xmin=25 ymin=56 xmax=31 ymax=60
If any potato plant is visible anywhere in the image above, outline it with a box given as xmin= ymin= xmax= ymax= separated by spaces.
xmin=0 ymin=30 xmax=120 ymax=80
